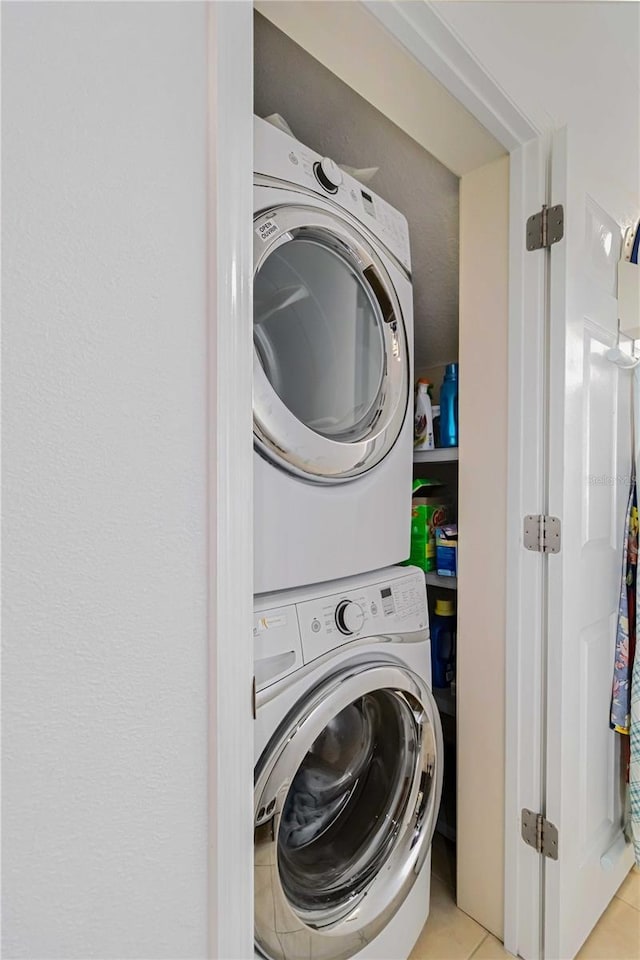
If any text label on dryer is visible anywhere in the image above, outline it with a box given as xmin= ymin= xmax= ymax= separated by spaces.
xmin=256 ymin=218 xmax=280 ymax=242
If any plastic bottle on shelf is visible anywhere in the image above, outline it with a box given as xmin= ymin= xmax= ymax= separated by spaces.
xmin=430 ymin=598 xmax=456 ymax=689
xmin=414 ymin=378 xmax=435 ymax=450
xmin=439 ymin=363 xmax=458 ymax=448
xmin=431 ymin=405 xmax=441 ymax=448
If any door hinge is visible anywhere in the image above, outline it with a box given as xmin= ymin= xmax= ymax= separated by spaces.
xmin=526 ymin=204 xmax=564 ymax=250
xmin=521 ymin=808 xmax=559 ymax=860
xmin=523 ymin=514 xmax=561 ymax=554
xmin=252 ymin=676 xmax=257 ymax=720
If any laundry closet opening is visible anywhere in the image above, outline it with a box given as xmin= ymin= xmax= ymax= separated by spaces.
xmin=254 ymin=1 xmax=510 ymax=942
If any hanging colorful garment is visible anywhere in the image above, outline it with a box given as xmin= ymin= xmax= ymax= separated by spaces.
xmin=630 ymin=630 xmax=640 ymax=864
xmin=611 ymin=481 xmax=638 ymax=735
xmin=630 ymin=366 xmax=640 ymax=865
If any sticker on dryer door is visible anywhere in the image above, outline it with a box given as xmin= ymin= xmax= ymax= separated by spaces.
xmin=256 ymin=218 xmax=280 ymax=242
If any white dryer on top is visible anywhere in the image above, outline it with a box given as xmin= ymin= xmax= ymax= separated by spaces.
xmin=253 ymin=116 xmax=414 ymax=595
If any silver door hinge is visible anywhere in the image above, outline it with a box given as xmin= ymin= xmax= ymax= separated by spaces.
xmin=521 ymin=809 xmax=559 ymax=860
xmin=526 ymin=204 xmax=564 ymax=250
xmin=523 ymin=514 xmax=561 ymax=554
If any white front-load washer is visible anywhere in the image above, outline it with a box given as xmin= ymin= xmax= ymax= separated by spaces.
xmin=253 ymin=565 xmax=443 ymax=960
xmin=253 ymin=116 xmax=415 ymax=595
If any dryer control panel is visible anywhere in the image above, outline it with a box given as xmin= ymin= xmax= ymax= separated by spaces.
xmin=254 ymin=115 xmax=411 ymax=273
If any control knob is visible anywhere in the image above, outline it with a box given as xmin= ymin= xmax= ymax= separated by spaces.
xmin=314 ymin=157 xmax=343 ymax=194
xmin=335 ymin=599 xmax=365 ymax=636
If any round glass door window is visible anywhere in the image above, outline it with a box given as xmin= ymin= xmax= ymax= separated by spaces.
xmin=254 ymin=236 xmax=386 ymax=442
xmin=277 ymin=690 xmax=418 ymax=917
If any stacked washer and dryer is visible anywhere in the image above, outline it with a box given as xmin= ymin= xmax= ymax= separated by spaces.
xmin=252 ymin=116 xmax=443 ymax=960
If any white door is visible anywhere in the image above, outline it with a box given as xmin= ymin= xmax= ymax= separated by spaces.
xmin=545 ymin=125 xmax=636 ymax=959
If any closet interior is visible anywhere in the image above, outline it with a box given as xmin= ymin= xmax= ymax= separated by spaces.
xmin=254 ymin=1 xmax=510 ymax=940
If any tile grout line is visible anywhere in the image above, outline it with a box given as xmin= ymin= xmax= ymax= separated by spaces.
xmin=467 ymin=932 xmax=491 ymax=959
xmin=614 ymin=892 xmax=640 ymax=913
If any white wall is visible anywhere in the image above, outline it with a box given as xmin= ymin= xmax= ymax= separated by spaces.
xmin=2 ymin=3 xmax=209 ymax=957
xmin=434 ymin=1 xmax=640 ymax=206
xmin=457 ymin=156 xmax=510 ymax=940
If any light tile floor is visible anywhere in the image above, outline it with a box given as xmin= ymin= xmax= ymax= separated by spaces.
xmin=410 ymin=834 xmax=640 ymax=960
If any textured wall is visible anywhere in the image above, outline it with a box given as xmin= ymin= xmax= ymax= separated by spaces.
xmin=2 ymin=3 xmax=209 ymax=957
xmin=254 ymin=12 xmax=460 ymax=371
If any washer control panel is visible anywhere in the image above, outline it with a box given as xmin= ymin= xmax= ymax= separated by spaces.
xmin=297 ymin=570 xmax=427 ymax=664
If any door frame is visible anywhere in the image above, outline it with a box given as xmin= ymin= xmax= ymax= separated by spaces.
xmin=207 ymin=4 xmax=254 ymax=959
xmin=209 ymin=2 xmax=549 ymax=957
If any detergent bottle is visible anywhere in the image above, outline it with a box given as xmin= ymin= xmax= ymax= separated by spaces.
xmin=430 ymin=598 xmax=456 ymax=688
xmin=439 ymin=363 xmax=458 ymax=448
xmin=414 ymin=379 xmax=434 ymax=450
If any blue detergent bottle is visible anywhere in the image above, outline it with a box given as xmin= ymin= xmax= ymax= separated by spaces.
xmin=430 ymin=598 xmax=456 ymax=688
xmin=439 ymin=362 xmax=458 ymax=447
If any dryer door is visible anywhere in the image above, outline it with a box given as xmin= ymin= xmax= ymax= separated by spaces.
xmin=254 ymin=658 xmax=443 ymax=960
xmin=253 ymin=205 xmax=410 ymax=483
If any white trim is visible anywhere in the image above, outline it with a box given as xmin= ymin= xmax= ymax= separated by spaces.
xmin=503 ymin=135 xmax=549 ymax=960
xmin=207 ymin=4 xmax=254 ymax=958
xmin=363 ymin=1 xmax=540 ymax=150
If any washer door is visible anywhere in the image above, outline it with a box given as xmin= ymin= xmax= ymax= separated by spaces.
xmin=253 ymin=205 xmax=409 ymax=483
xmin=254 ymin=658 xmax=443 ymax=960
